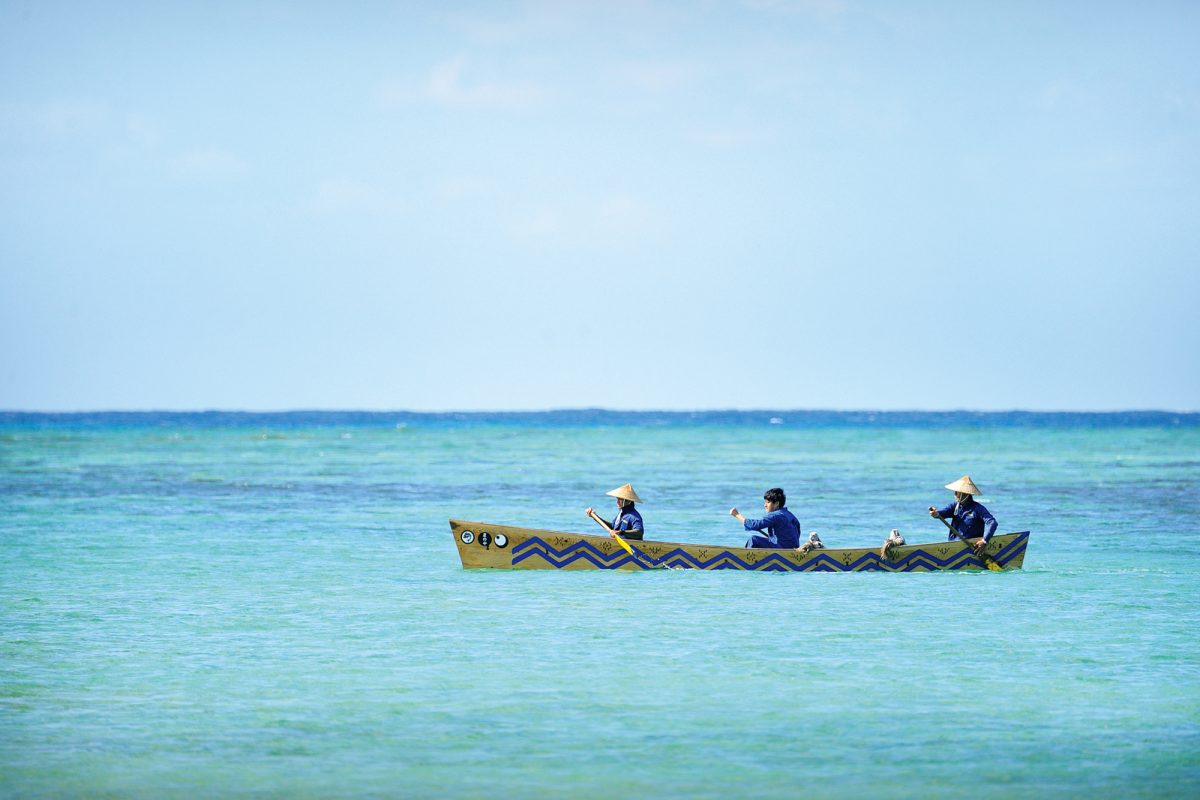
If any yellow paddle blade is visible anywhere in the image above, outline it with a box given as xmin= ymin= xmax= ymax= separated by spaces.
xmin=975 ymin=543 xmax=1003 ymax=571
xmin=612 ymin=530 xmax=675 ymax=570
xmin=611 ymin=532 xmax=636 ymax=558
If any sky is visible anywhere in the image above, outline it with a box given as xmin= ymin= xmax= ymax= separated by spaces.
xmin=1 ymin=0 xmax=1197 ymax=412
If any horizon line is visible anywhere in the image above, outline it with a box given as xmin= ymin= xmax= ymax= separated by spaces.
xmin=2 ymin=407 xmax=1197 ymax=416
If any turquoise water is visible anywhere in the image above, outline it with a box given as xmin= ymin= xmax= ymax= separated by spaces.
xmin=2 ymin=412 xmax=1198 ymax=798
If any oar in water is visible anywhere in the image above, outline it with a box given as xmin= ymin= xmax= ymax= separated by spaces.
xmin=934 ymin=514 xmax=1003 ymax=571
xmin=586 ymin=510 xmax=672 ymax=570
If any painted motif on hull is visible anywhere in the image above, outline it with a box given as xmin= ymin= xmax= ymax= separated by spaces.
xmin=509 ymin=532 xmax=1028 ymax=572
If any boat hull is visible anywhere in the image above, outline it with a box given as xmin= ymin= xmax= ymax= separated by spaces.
xmin=450 ymin=520 xmax=1029 ymax=572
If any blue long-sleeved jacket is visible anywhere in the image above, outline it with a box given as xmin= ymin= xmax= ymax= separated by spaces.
xmin=611 ymin=505 xmax=644 ymax=540
xmin=742 ymin=507 xmax=802 ymax=549
xmin=935 ymin=498 xmax=997 ymax=542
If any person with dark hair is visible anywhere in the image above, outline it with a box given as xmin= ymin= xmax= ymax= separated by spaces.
xmin=729 ymin=487 xmax=802 ymax=549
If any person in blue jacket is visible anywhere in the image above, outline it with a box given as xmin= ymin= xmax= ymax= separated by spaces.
xmin=730 ymin=487 xmax=802 ymax=549
xmin=586 ymin=483 xmax=645 ymax=540
xmin=928 ymin=474 xmax=997 ymax=552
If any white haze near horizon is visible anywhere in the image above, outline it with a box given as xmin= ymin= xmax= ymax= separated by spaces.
xmin=1 ymin=1 xmax=1197 ymax=412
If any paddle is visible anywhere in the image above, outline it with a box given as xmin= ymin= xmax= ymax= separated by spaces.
xmin=933 ymin=513 xmax=1003 ymax=571
xmin=587 ymin=510 xmax=671 ymax=570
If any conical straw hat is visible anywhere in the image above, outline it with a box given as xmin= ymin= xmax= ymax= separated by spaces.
xmin=944 ymin=475 xmax=981 ymax=495
xmin=606 ymin=483 xmax=643 ymax=503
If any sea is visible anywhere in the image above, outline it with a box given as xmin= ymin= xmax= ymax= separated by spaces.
xmin=2 ymin=410 xmax=1198 ymax=799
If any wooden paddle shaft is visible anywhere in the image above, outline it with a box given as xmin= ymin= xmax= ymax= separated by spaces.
xmin=936 ymin=515 xmax=1002 ymax=569
xmin=588 ymin=510 xmax=614 ymax=535
xmin=940 ymin=514 xmax=987 ymax=547
xmin=936 ymin=514 xmax=967 ymax=541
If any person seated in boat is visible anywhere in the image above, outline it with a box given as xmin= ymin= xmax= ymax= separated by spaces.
xmin=928 ymin=475 xmax=997 ymax=553
xmin=729 ymin=487 xmax=802 ymax=549
xmin=585 ymin=483 xmax=645 ymax=541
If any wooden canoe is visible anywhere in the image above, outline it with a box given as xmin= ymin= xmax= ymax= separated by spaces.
xmin=450 ymin=519 xmax=1029 ymax=572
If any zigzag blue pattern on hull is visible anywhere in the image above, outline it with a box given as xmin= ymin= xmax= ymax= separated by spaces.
xmin=512 ymin=540 xmax=635 ymax=569
xmin=992 ymin=532 xmax=1029 ymax=567
xmin=511 ymin=531 xmax=1030 ymax=572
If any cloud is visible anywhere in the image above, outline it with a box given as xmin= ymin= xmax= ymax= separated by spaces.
xmin=308 ymin=177 xmax=410 ymax=217
xmin=171 ymin=147 xmax=248 ymax=181
xmin=510 ymin=194 xmax=654 ymax=244
xmin=0 ymin=98 xmax=169 ymax=155
xmin=39 ymin=99 xmax=114 ymax=137
xmin=511 ymin=206 xmax=564 ymax=241
xmin=434 ymin=175 xmax=494 ymax=200
xmin=444 ymin=5 xmax=582 ymax=45
xmin=124 ymin=113 xmax=163 ymax=148
xmin=425 ymin=56 xmax=548 ymax=110
xmin=612 ymin=60 xmax=695 ymax=93
xmin=0 ymin=98 xmax=113 ymax=139
xmin=740 ymin=0 xmax=847 ymax=15
xmin=1037 ymin=79 xmax=1090 ymax=112
xmin=595 ymin=194 xmax=652 ymax=235
xmin=310 ymin=178 xmax=376 ymax=214
xmin=694 ymin=125 xmax=776 ymax=148
xmin=376 ymin=57 xmax=550 ymax=111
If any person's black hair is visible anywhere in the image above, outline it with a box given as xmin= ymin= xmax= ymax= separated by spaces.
xmin=764 ymin=487 xmax=786 ymax=505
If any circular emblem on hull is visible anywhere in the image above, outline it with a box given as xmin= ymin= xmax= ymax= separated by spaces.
xmin=493 ymin=533 xmax=508 ymax=548
xmin=459 ymin=531 xmax=475 ymax=544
